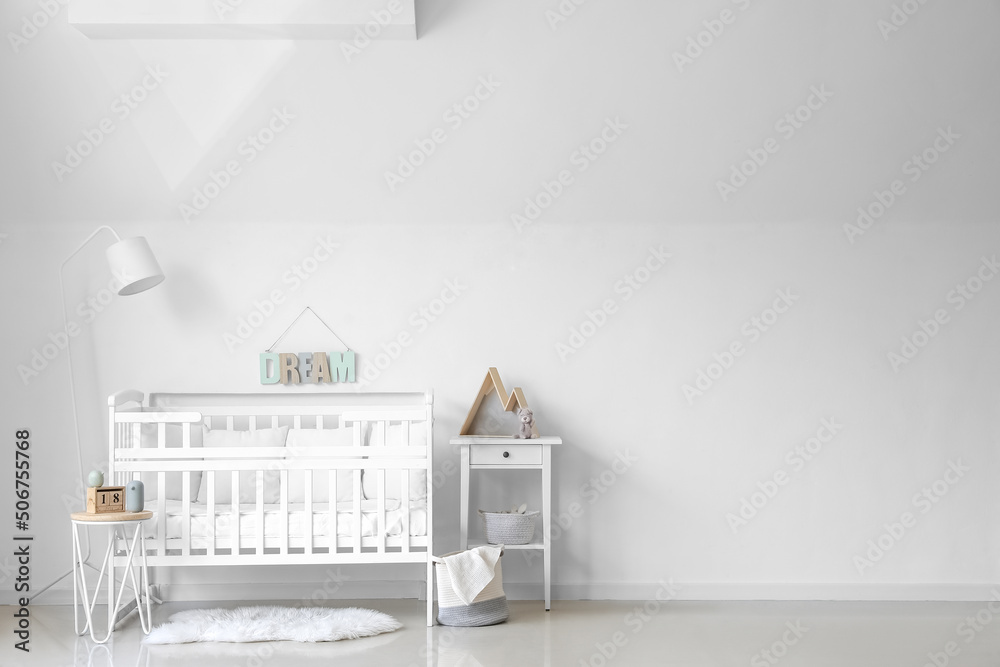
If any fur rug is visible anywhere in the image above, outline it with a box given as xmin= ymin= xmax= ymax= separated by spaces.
xmin=144 ymin=605 xmax=402 ymax=644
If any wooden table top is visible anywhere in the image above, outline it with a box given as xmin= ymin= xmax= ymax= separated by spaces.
xmin=70 ymin=510 xmax=153 ymax=522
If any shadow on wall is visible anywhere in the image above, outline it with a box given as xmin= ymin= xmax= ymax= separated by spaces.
xmin=415 ymin=0 xmax=463 ymax=38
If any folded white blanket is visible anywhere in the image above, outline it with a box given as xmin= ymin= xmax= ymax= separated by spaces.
xmin=443 ymin=545 xmax=503 ymax=606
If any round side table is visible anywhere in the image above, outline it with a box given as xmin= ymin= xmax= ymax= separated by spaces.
xmin=70 ymin=510 xmax=153 ymax=644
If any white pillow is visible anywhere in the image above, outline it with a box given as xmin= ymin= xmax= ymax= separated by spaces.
xmin=362 ymin=423 xmax=428 ymax=501
xmin=198 ymin=426 xmax=288 ymax=504
xmin=138 ymin=423 xmax=203 ymax=502
xmin=286 ymin=428 xmax=356 ymax=503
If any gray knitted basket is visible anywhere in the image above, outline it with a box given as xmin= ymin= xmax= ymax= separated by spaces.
xmin=479 ymin=510 xmax=539 ymax=545
xmin=433 ymin=550 xmax=509 ymax=627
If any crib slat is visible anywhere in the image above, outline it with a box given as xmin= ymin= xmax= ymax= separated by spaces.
xmin=279 ymin=470 xmax=288 ymax=555
xmin=184 ymin=421 xmax=194 ymax=555
xmin=293 ymin=415 xmax=302 ymax=429
xmin=207 ymin=472 xmax=216 ymax=555
xmin=226 ymin=416 xmax=234 ymax=431
xmin=114 ymin=423 xmax=121 ymax=486
xmin=231 ymin=471 xmax=240 ymax=555
xmin=350 ymin=422 xmax=362 ymax=554
xmin=402 ymin=421 xmax=411 ymax=549
xmin=401 ymin=471 xmax=410 ymax=553
xmin=255 ymin=471 xmax=265 ymax=555
xmin=115 ymin=423 xmax=122 ymax=486
xmin=304 ymin=471 xmax=313 ymax=555
xmin=157 ymin=473 xmax=166 ymax=557
xmin=352 ymin=470 xmax=362 ymax=554
xmin=377 ymin=470 xmax=386 ymax=554
xmin=181 ymin=473 xmax=191 ymax=556
xmin=367 ymin=420 xmax=383 ymax=551
xmin=271 ymin=416 xmax=278 ymax=429
xmin=425 ymin=406 xmax=433 ymax=571
xmin=132 ymin=423 xmax=141 ymax=489
xmin=118 ymin=422 xmax=125 ymax=485
xmin=249 ymin=415 xmax=257 ymax=430
xmin=329 ymin=469 xmax=337 ymax=553
xmin=316 ymin=415 xmax=324 ymax=429
xmin=157 ymin=422 xmax=166 ymax=448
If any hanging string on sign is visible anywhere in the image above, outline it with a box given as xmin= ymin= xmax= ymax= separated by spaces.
xmin=260 ymin=307 xmax=356 ymax=384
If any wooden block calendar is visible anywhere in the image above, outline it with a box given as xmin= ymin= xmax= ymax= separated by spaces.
xmin=87 ymin=486 xmax=125 ymax=514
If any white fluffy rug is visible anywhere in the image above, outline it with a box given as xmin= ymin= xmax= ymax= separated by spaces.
xmin=144 ymin=606 xmax=402 ymax=644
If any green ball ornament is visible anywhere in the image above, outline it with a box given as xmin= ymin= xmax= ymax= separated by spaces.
xmin=88 ymin=470 xmax=104 ymax=488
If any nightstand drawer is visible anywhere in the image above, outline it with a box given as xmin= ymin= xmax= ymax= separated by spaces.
xmin=470 ymin=444 xmax=541 ymax=465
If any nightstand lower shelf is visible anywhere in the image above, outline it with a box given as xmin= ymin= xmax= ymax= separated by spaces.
xmin=468 ymin=542 xmax=543 ymax=550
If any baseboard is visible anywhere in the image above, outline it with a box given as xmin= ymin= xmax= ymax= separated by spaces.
xmin=13 ymin=589 xmax=75 ymax=606
xmin=14 ymin=581 xmax=1000 ymax=606
xmin=505 ymin=582 xmax=1000 ymax=602
xmin=155 ymin=580 xmax=430 ymax=603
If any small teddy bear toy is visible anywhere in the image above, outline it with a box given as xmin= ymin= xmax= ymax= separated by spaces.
xmin=514 ymin=407 xmax=537 ymax=439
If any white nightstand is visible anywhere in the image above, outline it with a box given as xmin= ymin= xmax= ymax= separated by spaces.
xmin=452 ymin=436 xmax=562 ymax=611
xmin=70 ymin=511 xmax=153 ymax=644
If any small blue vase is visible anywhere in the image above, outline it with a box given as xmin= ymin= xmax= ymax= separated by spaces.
xmin=126 ymin=480 xmax=144 ymax=512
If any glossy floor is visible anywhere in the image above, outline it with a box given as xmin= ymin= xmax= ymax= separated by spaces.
xmin=4 ymin=599 xmax=1000 ymax=666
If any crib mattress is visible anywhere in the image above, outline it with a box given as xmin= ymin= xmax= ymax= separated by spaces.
xmin=144 ymin=498 xmax=427 ymax=542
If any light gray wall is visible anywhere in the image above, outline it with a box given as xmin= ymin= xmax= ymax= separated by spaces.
xmin=1 ymin=0 xmax=999 ymax=603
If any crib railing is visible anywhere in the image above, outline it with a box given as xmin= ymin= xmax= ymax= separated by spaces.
xmin=107 ymin=391 xmax=433 ymax=567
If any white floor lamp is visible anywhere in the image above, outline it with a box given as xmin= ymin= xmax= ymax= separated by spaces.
xmin=33 ymin=226 xmax=165 ymax=600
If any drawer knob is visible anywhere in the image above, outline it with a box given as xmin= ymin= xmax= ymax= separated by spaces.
xmin=503 ymin=451 xmax=510 ymax=458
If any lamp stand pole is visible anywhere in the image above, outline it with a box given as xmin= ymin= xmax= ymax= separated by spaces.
xmin=32 ymin=226 xmax=123 ymax=601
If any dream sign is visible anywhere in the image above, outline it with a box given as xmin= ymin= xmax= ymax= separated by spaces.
xmin=260 ymin=352 xmax=356 ymax=384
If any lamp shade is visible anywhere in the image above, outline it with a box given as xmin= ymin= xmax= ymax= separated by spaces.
xmin=105 ymin=236 xmax=164 ymax=295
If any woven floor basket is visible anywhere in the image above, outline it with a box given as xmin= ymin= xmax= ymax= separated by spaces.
xmin=479 ymin=510 xmax=539 ymax=545
xmin=434 ymin=551 xmax=509 ymax=626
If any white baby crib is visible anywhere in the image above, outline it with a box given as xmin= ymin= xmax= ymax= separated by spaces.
xmin=106 ymin=389 xmax=435 ymax=625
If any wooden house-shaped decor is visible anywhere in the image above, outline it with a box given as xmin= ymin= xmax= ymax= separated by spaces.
xmin=460 ymin=367 xmax=540 ymax=437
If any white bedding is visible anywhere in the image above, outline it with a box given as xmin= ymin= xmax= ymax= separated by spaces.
xmin=144 ymin=498 xmax=427 ymax=542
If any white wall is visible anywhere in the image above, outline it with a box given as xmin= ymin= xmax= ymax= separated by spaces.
xmin=2 ymin=0 xmax=999 ymax=603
